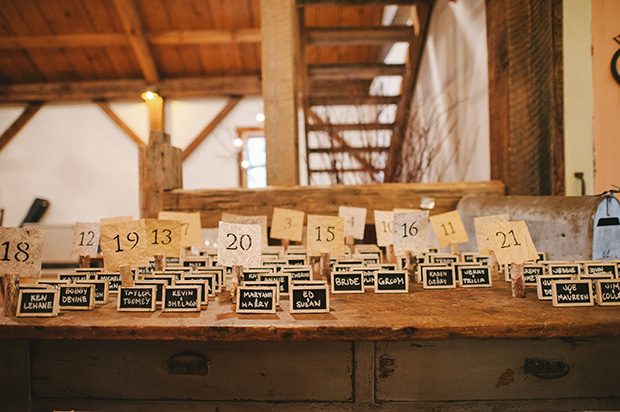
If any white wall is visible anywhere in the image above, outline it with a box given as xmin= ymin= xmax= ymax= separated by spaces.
xmin=400 ymin=0 xmax=490 ymax=183
xmin=0 ymin=97 xmax=264 ymax=227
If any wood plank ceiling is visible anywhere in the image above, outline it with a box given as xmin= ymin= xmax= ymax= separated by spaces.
xmin=0 ymin=0 xmax=434 ymax=185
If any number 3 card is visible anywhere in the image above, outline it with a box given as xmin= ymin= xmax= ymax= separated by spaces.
xmin=144 ymin=218 xmax=182 ymax=257
xmin=270 ymin=207 xmax=304 ymax=242
xmin=217 ymin=222 xmax=262 ymax=267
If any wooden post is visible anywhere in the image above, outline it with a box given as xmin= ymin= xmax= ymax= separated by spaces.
xmin=345 ymin=236 xmax=355 ymax=255
xmin=488 ymin=250 xmax=500 ymax=280
xmin=510 ymin=262 xmax=526 ymax=298
xmin=320 ymin=252 xmax=331 ymax=284
xmin=450 ymin=241 xmax=460 ymax=256
xmin=386 ymin=244 xmax=397 ymax=264
xmin=2 ymin=274 xmax=18 ymax=317
xmin=310 ymin=255 xmax=321 ymax=281
xmin=230 ymin=265 xmax=243 ymax=303
xmin=405 ymin=251 xmax=417 ymax=284
xmin=139 ymin=131 xmax=183 ymax=218
xmin=78 ymin=255 xmax=91 ymax=269
xmin=154 ymin=255 xmax=165 ymax=271
xmin=261 ymin=0 xmax=300 ymax=186
xmin=119 ymin=265 xmax=134 ymax=287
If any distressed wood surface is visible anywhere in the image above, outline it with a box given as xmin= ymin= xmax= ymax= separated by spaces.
xmin=163 ymin=181 xmax=505 ymax=228
xmin=1 ymin=281 xmax=619 ymax=342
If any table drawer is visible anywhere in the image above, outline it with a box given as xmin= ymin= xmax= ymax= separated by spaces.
xmin=376 ymin=337 xmax=620 ymax=402
xmin=31 ymin=340 xmax=353 ymax=402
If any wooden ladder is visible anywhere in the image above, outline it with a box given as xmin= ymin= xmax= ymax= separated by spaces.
xmin=298 ymin=1 xmax=435 ymax=185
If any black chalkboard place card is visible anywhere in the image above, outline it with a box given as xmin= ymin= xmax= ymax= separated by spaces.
xmin=291 ymin=280 xmax=328 ymax=287
xmin=548 ymin=264 xmax=581 ymax=277
xmin=417 ymin=264 xmax=447 ymax=285
xmin=458 ymin=266 xmax=492 ymax=288
xmin=537 ymin=275 xmax=573 ymax=300
xmin=584 ymin=263 xmax=618 ymax=278
xmin=475 ymin=255 xmax=490 ymax=265
xmin=184 ymin=274 xmax=217 ymax=298
xmin=162 ymin=285 xmax=201 ymax=312
xmin=76 ymin=279 xmax=109 ymax=304
xmin=331 ymin=271 xmax=364 ymax=294
xmin=194 ymin=269 xmax=224 ymax=292
xmin=282 ymin=266 xmax=312 ymax=282
xmin=537 ymin=252 xmax=548 ymax=262
xmin=375 ymin=271 xmax=409 ymax=294
xmin=96 ymin=272 xmax=122 ymax=293
xmin=262 ymin=259 xmax=288 ymax=272
xmin=333 ymin=264 xmax=355 ymax=272
xmin=552 ymin=280 xmax=594 ymax=307
xmin=58 ymin=284 xmax=95 ymax=310
xmin=58 ymin=272 xmax=89 ymax=283
xmin=290 ymin=284 xmax=330 ymax=314
xmin=461 ymin=252 xmax=478 ymax=263
xmin=182 ymin=257 xmax=209 ymax=269
xmin=258 ymin=273 xmax=291 ymax=296
xmin=361 ymin=267 xmax=379 ymax=288
xmin=377 ymin=263 xmax=398 ymax=271
xmin=243 ymin=281 xmax=280 ymax=306
xmin=135 ymin=279 xmax=166 ymax=305
xmin=336 ymin=259 xmax=364 ymax=267
xmin=596 ymin=279 xmax=620 ymax=306
xmin=236 ymin=286 xmax=277 ymax=314
xmin=523 ymin=265 xmax=545 ymax=286
xmin=37 ymin=279 xmax=70 ymax=289
xmin=578 ymin=274 xmax=613 ymax=298
xmin=117 ymin=285 xmax=157 ymax=312
xmin=422 ymin=267 xmax=456 ymax=289
xmin=175 ymin=280 xmax=209 ymax=306
xmin=430 ymin=254 xmax=460 ymax=265
xmin=74 ymin=268 xmax=103 ymax=279
xmin=166 ymin=256 xmax=180 ymax=266
xmin=143 ymin=273 xmax=175 ymax=285
xmin=16 ymin=289 xmax=60 ymax=317
xmin=161 ymin=269 xmax=188 ymax=280
xmin=285 ymin=256 xmax=307 ymax=266
xmin=243 ymin=268 xmax=273 ymax=282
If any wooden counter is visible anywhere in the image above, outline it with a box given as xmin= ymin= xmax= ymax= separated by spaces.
xmin=3 ymin=283 xmax=620 ymax=412
xmin=1 ymin=282 xmax=619 ymax=342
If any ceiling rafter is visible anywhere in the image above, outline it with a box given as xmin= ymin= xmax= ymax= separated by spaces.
xmin=111 ymin=0 xmax=159 ymax=83
xmin=0 ymin=102 xmax=44 ymax=153
xmin=0 ymin=29 xmax=263 ymax=50
xmin=94 ymin=99 xmax=145 ymax=147
xmin=0 ymin=76 xmax=261 ymax=103
xmin=183 ymin=96 xmax=242 ymax=161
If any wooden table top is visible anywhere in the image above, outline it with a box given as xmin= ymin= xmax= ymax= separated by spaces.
xmin=1 ymin=282 xmax=619 ymax=342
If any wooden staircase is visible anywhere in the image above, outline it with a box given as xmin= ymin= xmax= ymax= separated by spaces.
xmin=298 ymin=1 xmax=434 ymax=185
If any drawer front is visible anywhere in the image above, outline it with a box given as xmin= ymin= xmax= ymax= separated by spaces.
xmin=376 ymin=337 xmax=620 ymax=402
xmin=31 ymin=340 xmax=353 ymax=402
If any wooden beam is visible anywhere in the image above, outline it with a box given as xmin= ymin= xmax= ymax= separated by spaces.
xmin=0 ymin=30 xmax=262 ymax=50
xmin=308 ymin=63 xmax=406 ymax=80
xmin=94 ymin=100 xmax=145 ymax=147
xmin=183 ymin=96 xmax=242 ymax=161
xmin=0 ymin=102 xmax=43 ymax=153
xmin=308 ymin=95 xmax=400 ymax=106
xmin=112 ymin=0 xmax=159 ymax=83
xmin=0 ymin=76 xmax=262 ymax=103
xmin=261 ymin=0 xmax=300 ymax=186
xmin=376 ymin=6 xmax=413 ymax=63
xmin=149 ymin=29 xmax=261 ymax=45
xmin=162 ymin=181 xmax=506 ymax=228
xmin=307 ymin=122 xmax=394 ymax=132
xmin=385 ymin=2 xmax=434 ymax=182
xmin=306 ymin=26 xmax=415 ymax=46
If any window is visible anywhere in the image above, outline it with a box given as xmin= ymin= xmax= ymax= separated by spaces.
xmin=237 ymin=128 xmax=266 ymax=188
